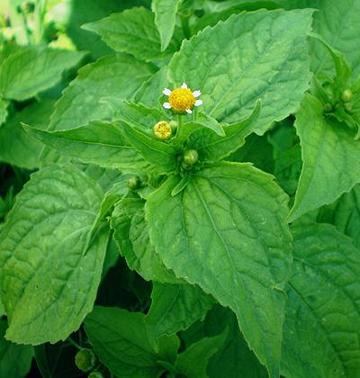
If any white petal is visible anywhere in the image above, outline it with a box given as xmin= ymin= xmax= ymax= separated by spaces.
xmin=163 ymin=102 xmax=172 ymax=109
xmin=193 ymin=90 xmax=201 ymax=98
xmin=186 ymin=109 xmax=193 ymax=114
xmin=181 ymin=83 xmax=188 ymax=89
xmin=195 ymin=99 xmax=203 ymax=107
xmin=163 ymin=88 xmax=172 ymax=96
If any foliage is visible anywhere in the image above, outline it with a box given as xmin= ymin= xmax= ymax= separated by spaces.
xmin=1 ymin=0 xmax=360 ymax=377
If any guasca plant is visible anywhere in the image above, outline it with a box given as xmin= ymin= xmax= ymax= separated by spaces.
xmin=1 ymin=1 xmax=360 ymax=378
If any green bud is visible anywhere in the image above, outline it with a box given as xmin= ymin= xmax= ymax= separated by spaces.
xmin=341 ymin=89 xmax=353 ymax=103
xmin=183 ymin=149 xmax=199 ymax=166
xmin=88 ymin=372 xmax=104 ymax=378
xmin=127 ymin=176 xmax=141 ymax=190
xmin=344 ymin=102 xmax=353 ymax=112
xmin=323 ymin=103 xmax=333 ymax=113
xmin=153 ymin=121 xmax=172 ymax=140
xmin=74 ymin=349 xmax=96 ymax=372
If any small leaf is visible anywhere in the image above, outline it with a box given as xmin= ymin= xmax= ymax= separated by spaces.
xmin=152 ymin=0 xmax=180 ymax=51
xmin=146 ymin=283 xmax=214 ymax=338
xmin=84 ymin=306 xmax=179 ymax=378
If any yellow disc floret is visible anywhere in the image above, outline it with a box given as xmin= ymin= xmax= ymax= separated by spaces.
xmin=168 ymin=87 xmax=196 ymax=113
xmin=153 ymin=121 xmax=172 ymax=140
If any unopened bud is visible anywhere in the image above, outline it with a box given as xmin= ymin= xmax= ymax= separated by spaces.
xmin=127 ymin=176 xmax=141 ymax=190
xmin=183 ymin=149 xmax=199 ymax=166
xmin=74 ymin=348 xmax=96 ymax=372
xmin=323 ymin=103 xmax=333 ymax=113
xmin=341 ymin=89 xmax=353 ymax=103
xmin=88 ymin=372 xmax=104 ymax=378
xmin=153 ymin=121 xmax=172 ymax=140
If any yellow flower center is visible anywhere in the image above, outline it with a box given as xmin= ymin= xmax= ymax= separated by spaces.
xmin=153 ymin=121 xmax=172 ymax=140
xmin=169 ymin=88 xmax=196 ymax=112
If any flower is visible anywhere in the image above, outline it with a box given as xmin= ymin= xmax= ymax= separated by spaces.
xmin=153 ymin=120 xmax=172 ymax=140
xmin=163 ymin=83 xmax=203 ymax=114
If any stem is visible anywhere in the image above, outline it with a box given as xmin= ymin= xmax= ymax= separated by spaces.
xmin=34 ymin=0 xmax=47 ymax=44
xmin=67 ymin=337 xmax=82 ymax=350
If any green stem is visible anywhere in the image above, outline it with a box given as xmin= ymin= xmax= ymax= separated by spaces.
xmin=34 ymin=0 xmax=47 ymax=44
xmin=67 ymin=337 xmax=82 ymax=350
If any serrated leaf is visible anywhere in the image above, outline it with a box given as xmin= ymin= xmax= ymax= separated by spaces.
xmin=84 ymin=306 xmax=179 ymax=378
xmin=146 ymin=283 xmax=214 ymax=339
xmin=0 ymin=46 xmax=84 ymax=101
xmin=290 ymin=94 xmax=360 ymax=221
xmin=0 ymin=319 xmax=33 ymax=378
xmin=152 ymin=0 xmax=180 ymax=51
xmin=168 ymin=9 xmax=313 ymax=134
xmin=281 ymin=224 xmax=360 ymax=378
xmin=0 ymin=165 xmax=110 ymax=344
xmin=175 ymin=330 xmax=227 ymax=378
xmin=49 ymin=54 xmax=156 ymax=131
xmin=111 ymin=197 xmax=178 ymax=284
xmin=83 ymin=7 xmax=179 ymax=62
xmin=146 ymin=162 xmax=292 ymax=376
xmin=23 ymin=120 xmax=147 ymax=172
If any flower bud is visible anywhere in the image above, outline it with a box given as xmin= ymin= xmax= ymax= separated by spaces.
xmin=127 ymin=176 xmax=141 ymax=190
xmin=153 ymin=121 xmax=172 ymax=140
xmin=74 ymin=348 xmax=96 ymax=372
xmin=341 ymin=89 xmax=353 ymax=103
xmin=183 ymin=149 xmax=199 ymax=166
xmin=323 ymin=103 xmax=333 ymax=113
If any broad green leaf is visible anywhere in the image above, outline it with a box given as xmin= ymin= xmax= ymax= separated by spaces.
xmin=121 ymin=122 xmax=178 ymax=172
xmin=0 ymin=100 xmax=55 ymax=169
xmin=175 ymin=331 xmax=227 ymax=378
xmin=0 ymin=98 xmax=8 ymax=127
xmin=0 ymin=165 xmax=110 ymax=344
xmin=146 ymin=162 xmax=292 ymax=376
xmin=312 ymin=0 xmax=360 ymax=77
xmin=23 ymin=121 xmax=147 ymax=172
xmin=187 ymin=112 xmax=225 ymax=137
xmin=152 ymin=0 xmax=180 ymax=51
xmin=169 ymin=9 xmax=313 ymax=134
xmin=111 ymin=197 xmax=178 ymax=284
xmin=84 ymin=306 xmax=179 ymax=378
xmin=0 ymin=319 xmax=33 ymax=378
xmin=187 ymin=101 xmax=260 ymax=161
xmin=206 ymin=306 xmax=267 ymax=378
xmin=83 ymin=7 xmax=179 ymax=62
xmin=318 ymin=184 xmax=360 ymax=249
xmin=146 ymin=283 xmax=213 ymax=338
xmin=0 ymin=46 xmax=84 ymax=101
xmin=49 ymin=54 xmax=156 ymax=131
xmin=281 ymin=224 xmax=360 ymax=378
xmin=290 ymin=94 xmax=360 ymax=221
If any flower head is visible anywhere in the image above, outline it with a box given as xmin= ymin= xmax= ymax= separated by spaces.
xmin=163 ymin=83 xmax=203 ymax=114
xmin=153 ymin=120 xmax=172 ymax=140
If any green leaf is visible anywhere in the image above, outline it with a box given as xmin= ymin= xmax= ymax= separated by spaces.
xmin=83 ymin=7 xmax=179 ymax=62
xmin=111 ymin=196 xmax=178 ymax=283
xmin=146 ymin=283 xmax=214 ymax=338
xmin=152 ymin=0 xmax=180 ymax=51
xmin=49 ymin=54 xmax=156 ymax=131
xmin=0 ymin=46 xmax=85 ymax=101
xmin=187 ymin=112 xmax=225 ymax=137
xmin=312 ymin=0 xmax=360 ymax=77
xmin=0 ymin=100 xmax=55 ymax=169
xmin=175 ymin=330 xmax=227 ymax=378
xmin=168 ymin=9 xmax=313 ymax=134
xmin=0 ymin=165 xmax=110 ymax=344
xmin=84 ymin=306 xmax=179 ymax=378
xmin=121 ymin=121 xmax=178 ymax=172
xmin=281 ymin=224 xmax=360 ymax=378
xmin=0 ymin=98 xmax=8 ymax=127
xmin=290 ymin=94 xmax=360 ymax=221
xmin=146 ymin=162 xmax=292 ymax=376
xmin=318 ymin=184 xmax=360 ymax=249
xmin=0 ymin=319 xmax=33 ymax=378
xmin=23 ymin=120 xmax=147 ymax=172
xmin=187 ymin=101 xmax=261 ymax=161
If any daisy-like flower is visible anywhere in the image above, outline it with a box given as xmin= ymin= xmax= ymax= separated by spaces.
xmin=163 ymin=83 xmax=203 ymax=114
